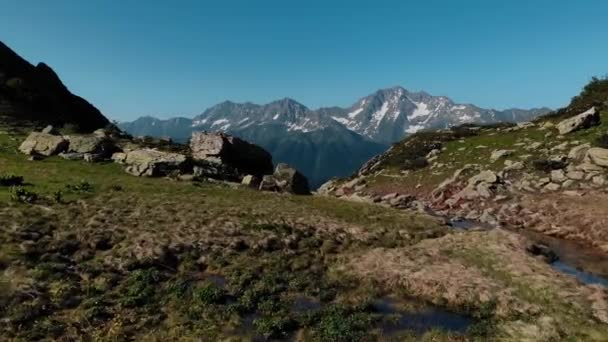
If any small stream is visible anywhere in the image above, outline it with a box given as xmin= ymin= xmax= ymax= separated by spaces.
xmin=372 ymin=297 xmax=472 ymax=337
xmin=516 ymin=229 xmax=608 ymax=287
xmin=442 ymin=217 xmax=608 ymax=287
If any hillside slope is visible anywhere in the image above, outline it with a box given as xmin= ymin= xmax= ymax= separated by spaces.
xmin=0 ymin=41 xmax=110 ymax=132
xmin=321 ymin=77 xmax=608 ymax=250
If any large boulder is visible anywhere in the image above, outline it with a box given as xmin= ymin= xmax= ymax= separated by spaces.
xmin=273 ymin=163 xmax=310 ymax=195
xmin=123 ymin=149 xmax=189 ymax=177
xmin=190 ymin=132 xmax=273 ymax=176
xmin=19 ymin=129 xmax=68 ymax=156
xmin=586 ymin=147 xmax=608 ymax=167
xmin=66 ymin=135 xmax=117 ymax=156
xmin=556 ymin=107 xmax=599 ymax=135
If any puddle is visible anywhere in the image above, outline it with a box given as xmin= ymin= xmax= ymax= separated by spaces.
xmin=447 ymin=217 xmax=492 ymax=230
xmin=517 ymin=230 xmax=608 ymax=287
xmin=552 ymin=261 xmax=608 ymax=287
xmin=372 ymin=297 xmax=472 ymax=336
xmin=432 ymin=213 xmax=608 ymax=287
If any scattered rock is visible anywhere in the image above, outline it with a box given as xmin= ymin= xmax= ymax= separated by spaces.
xmin=272 ymin=163 xmax=310 ymax=195
xmin=241 ymin=175 xmax=261 ymax=188
xmin=468 ymin=170 xmax=499 ymax=186
xmin=550 ymin=170 xmax=567 ymax=183
xmin=592 ymin=175 xmax=606 ymax=186
xmin=566 ymin=171 xmax=584 ymax=181
xmin=556 ymin=107 xmax=599 ymax=134
xmin=123 ymin=149 xmax=189 ymax=177
xmin=190 ymin=132 xmax=273 ymax=176
xmin=19 ymin=131 xmax=68 ymax=156
xmin=259 ymin=175 xmax=279 ymax=192
xmin=543 ymin=183 xmax=561 ymax=191
xmin=568 ymin=143 xmax=591 ymax=162
xmin=491 ymin=150 xmax=514 ymax=162
xmin=66 ymin=135 xmax=117 ymax=157
xmin=586 ymin=147 xmax=608 ymax=167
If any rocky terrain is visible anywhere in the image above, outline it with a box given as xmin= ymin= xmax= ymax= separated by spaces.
xmin=321 ymin=77 xmax=608 ymax=260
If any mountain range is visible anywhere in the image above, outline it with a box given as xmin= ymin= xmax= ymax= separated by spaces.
xmin=120 ymin=88 xmax=550 ymax=187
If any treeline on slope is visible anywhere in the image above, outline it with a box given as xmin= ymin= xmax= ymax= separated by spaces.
xmin=537 ymin=76 xmax=608 ymax=121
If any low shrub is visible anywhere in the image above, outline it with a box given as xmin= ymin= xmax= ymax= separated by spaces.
xmin=0 ymin=174 xmax=24 ymax=186
xmin=10 ymin=186 xmax=38 ymax=203
xmin=65 ymin=180 xmax=94 ymax=193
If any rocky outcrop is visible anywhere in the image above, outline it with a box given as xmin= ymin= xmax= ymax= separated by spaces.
xmin=556 ymin=107 xmax=599 ymax=134
xmin=190 ymin=132 xmax=273 ymax=177
xmin=122 ymin=149 xmax=189 ymax=177
xmin=66 ymin=135 xmax=116 ymax=155
xmin=272 ymin=163 xmax=310 ymax=195
xmin=18 ymin=127 xmax=68 ymax=156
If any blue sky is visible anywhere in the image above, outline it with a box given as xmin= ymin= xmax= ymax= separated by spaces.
xmin=2 ymin=0 xmax=607 ymax=121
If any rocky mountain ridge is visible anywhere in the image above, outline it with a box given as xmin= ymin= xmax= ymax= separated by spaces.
xmin=0 ymin=41 xmax=110 ymax=132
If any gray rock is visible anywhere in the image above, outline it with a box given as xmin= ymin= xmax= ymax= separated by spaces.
xmin=241 ymin=175 xmax=261 ymax=188
xmin=544 ymin=183 xmax=561 ymax=191
xmin=490 ymin=149 xmax=514 ymax=162
xmin=41 ymin=125 xmax=60 ymax=135
xmin=59 ymin=152 xmax=85 ymax=160
xmin=19 ymin=131 xmax=68 ymax=156
xmin=576 ymin=162 xmax=604 ymax=173
xmin=592 ymin=175 xmax=606 ymax=186
xmin=259 ymin=175 xmax=279 ymax=192
xmin=111 ymin=152 xmax=127 ymax=163
xmin=562 ymin=179 xmax=575 ymax=189
xmin=190 ymin=132 xmax=273 ymax=176
xmin=504 ymin=160 xmax=524 ymax=171
xmin=556 ymin=107 xmax=599 ymax=134
xmin=586 ymin=147 xmax=608 ymax=167
xmin=67 ymin=135 xmax=116 ymax=156
xmin=468 ymin=170 xmax=499 ymax=186
xmin=273 ymin=163 xmax=310 ymax=195
xmin=123 ymin=149 xmax=189 ymax=177
xmin=566 ymin=171 xmax=584 ymax=180
xmin=568 ymin=143 xmax=591 ymax=162
xmin=550 ymin=170 xmax=567 ymax=183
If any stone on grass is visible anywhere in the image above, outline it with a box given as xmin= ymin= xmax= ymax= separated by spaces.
xmin=556 ymin=107 xmax=599 ymax=134
xmin=19 ymin=131 xmax=68 ymax=156
xmin=123 ymin=149 xmax=189 ymax=177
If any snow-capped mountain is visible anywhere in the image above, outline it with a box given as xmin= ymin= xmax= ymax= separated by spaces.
xmin=326 ymin=86 xmax=551 ymax=144
xmin=191 ymin=98 xmax=343 ymax=134
xmin=119 ymin=86 xmax=550 ymax=187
